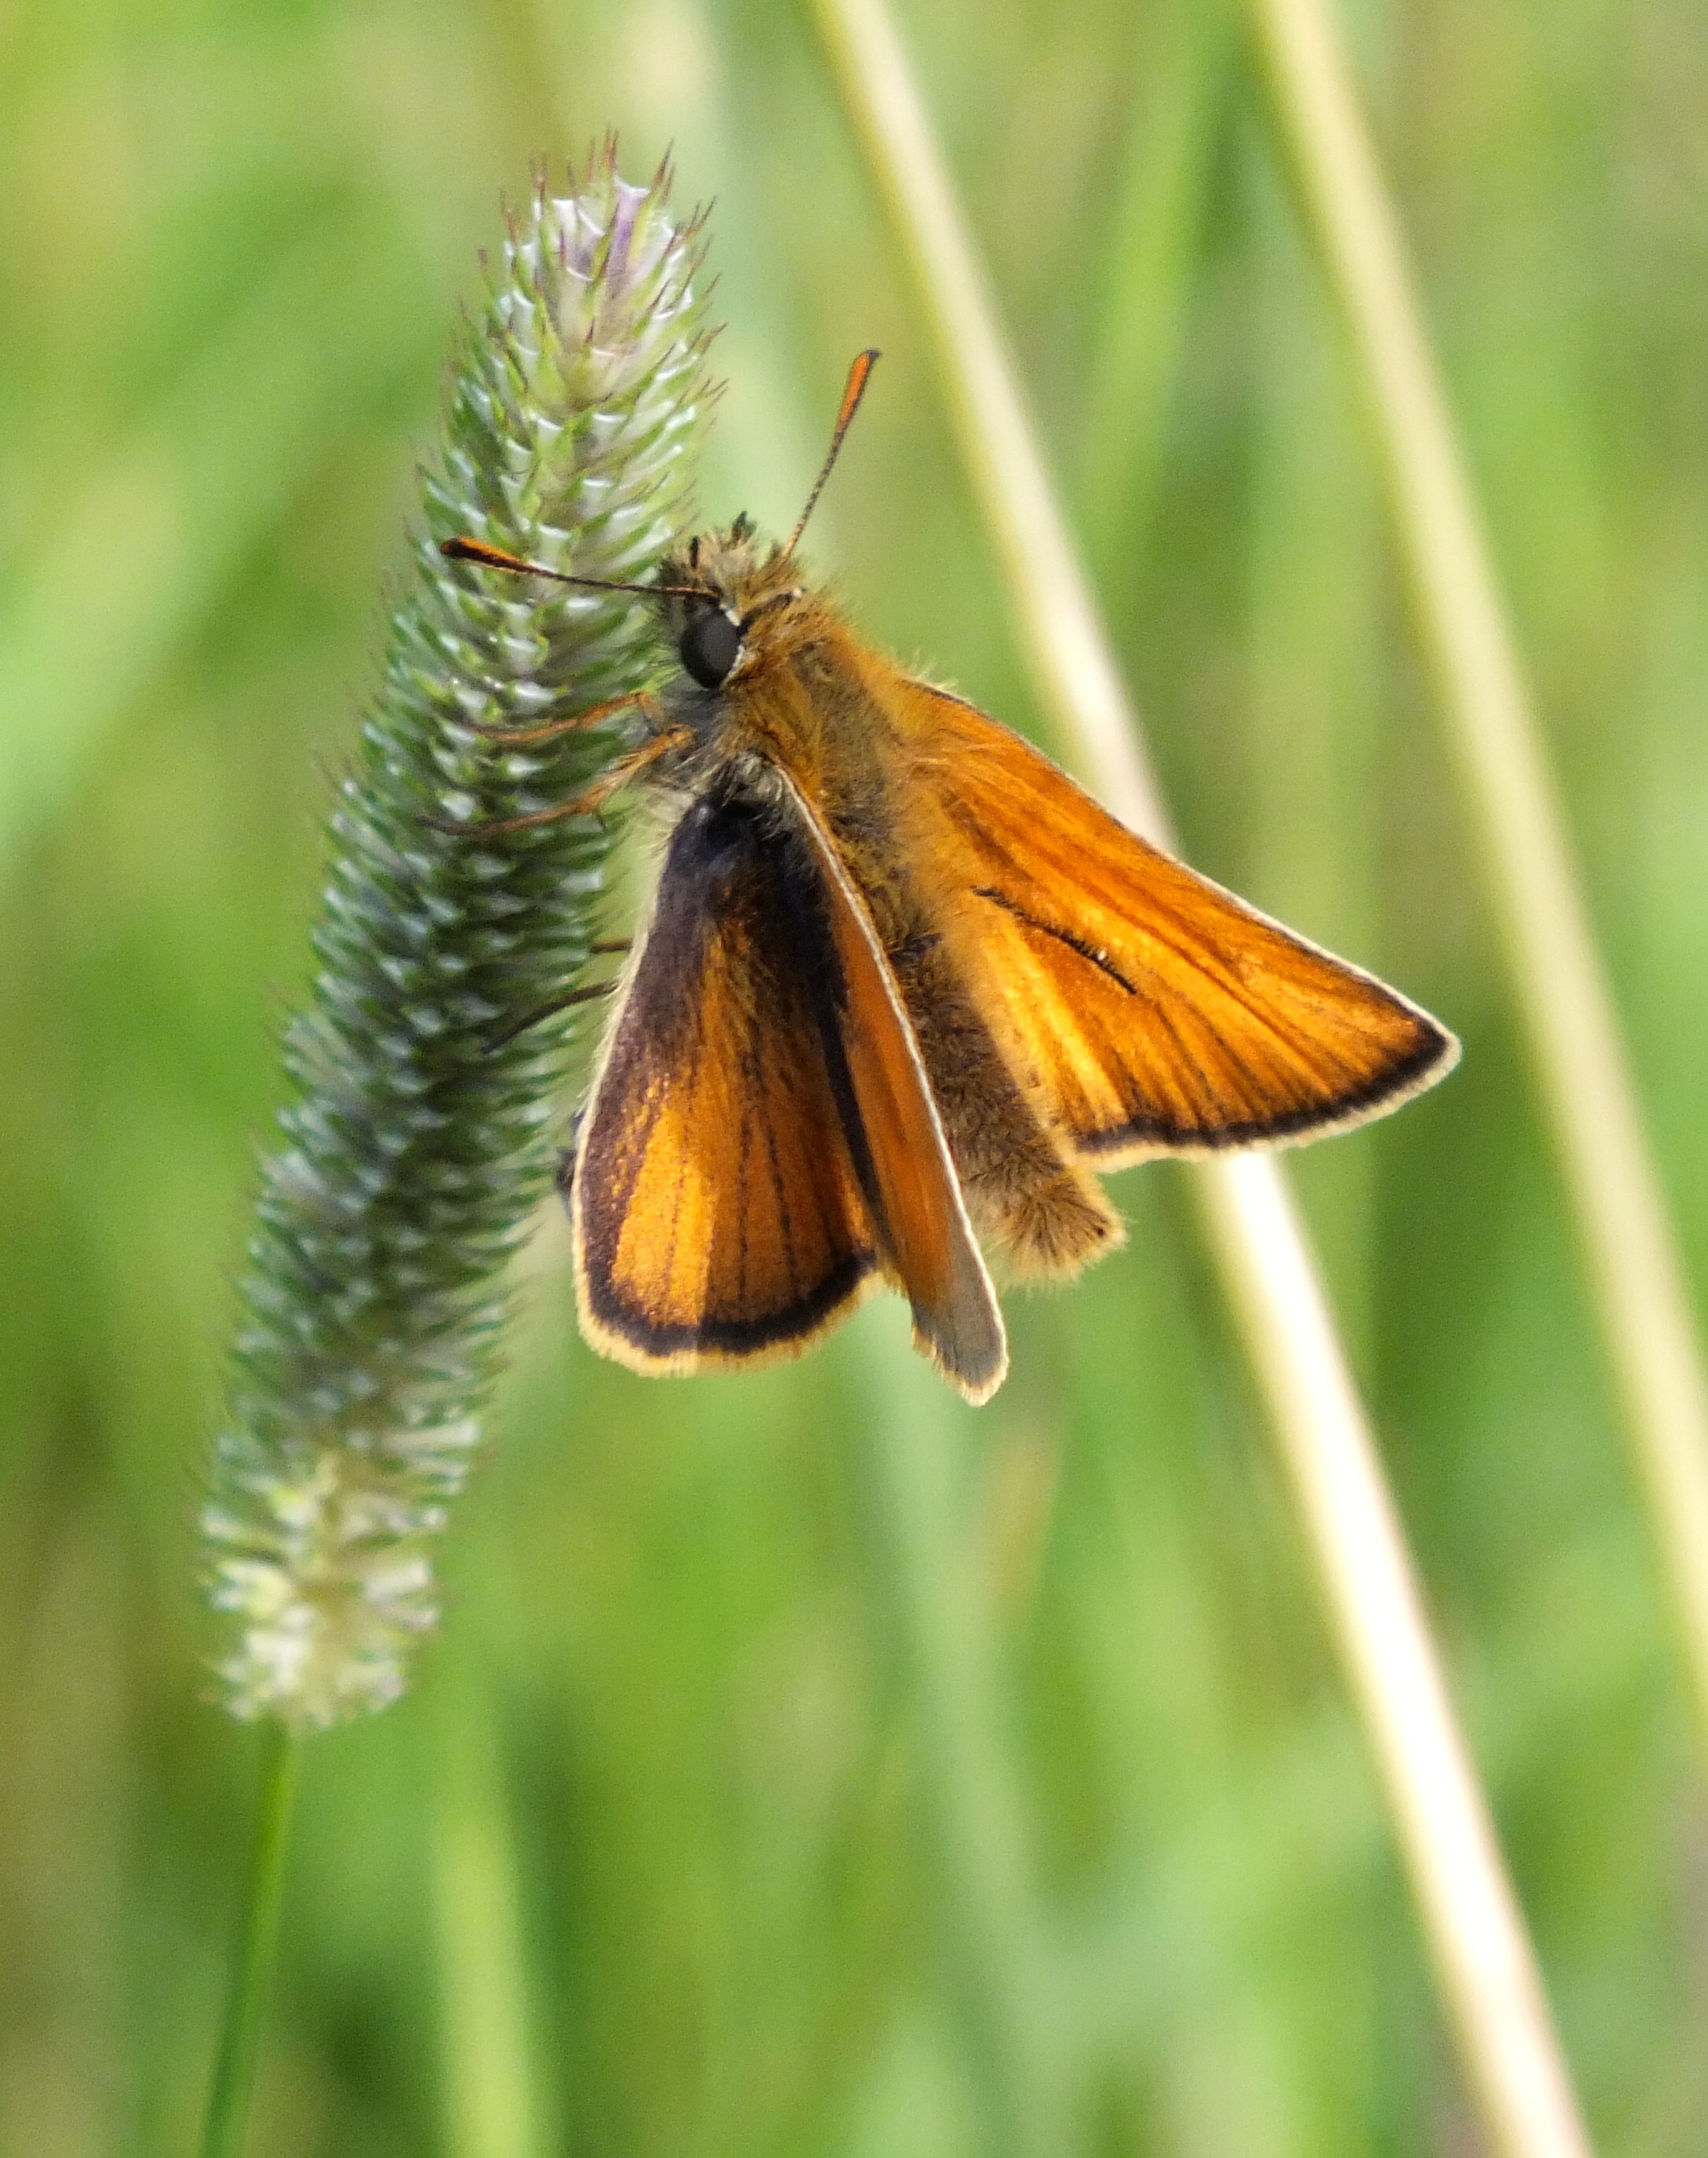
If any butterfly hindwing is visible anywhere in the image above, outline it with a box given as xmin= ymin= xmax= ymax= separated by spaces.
xmin=898 ymin=680 xmax=1459 ymax=1162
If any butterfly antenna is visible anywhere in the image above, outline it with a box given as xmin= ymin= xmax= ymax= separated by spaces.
xmin=438 ymin=536 xmax=703 ymax=599
xmin=784 ymin=348 xmax=880 ymax=558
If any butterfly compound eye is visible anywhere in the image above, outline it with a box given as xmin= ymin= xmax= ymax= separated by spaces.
xmin=679 ymin=607 xmax=742 ymax=688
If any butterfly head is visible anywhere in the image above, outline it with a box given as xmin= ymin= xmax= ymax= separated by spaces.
xmin=655 ymin=515 xmax=814 ymax=691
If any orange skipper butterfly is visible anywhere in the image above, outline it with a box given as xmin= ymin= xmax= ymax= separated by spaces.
xmin=438 ymin=352 xmax=1457 ymax=1404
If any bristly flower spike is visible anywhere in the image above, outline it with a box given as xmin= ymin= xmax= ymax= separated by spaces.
xmin=201 ymin=149 xmax=715 ymax=1730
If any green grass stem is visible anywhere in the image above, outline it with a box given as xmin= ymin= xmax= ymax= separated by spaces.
xmin=810 ymin=2 xmax=1596 ymax=2152
xmin=198 ymin=1724 xmax=301 ymax=2158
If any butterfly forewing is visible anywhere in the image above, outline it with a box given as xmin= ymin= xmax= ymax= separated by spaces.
xmin=573 ymin=794 xmax=882 ymax=1372
xmin=776 ymin=770 xmax=1007 ymax=1402
xmin=900 ymin=681 xmax=1458 ymax=1161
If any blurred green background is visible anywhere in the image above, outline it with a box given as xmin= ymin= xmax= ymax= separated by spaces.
xmin=5 ymin=0 xmax=1708 ymax=2151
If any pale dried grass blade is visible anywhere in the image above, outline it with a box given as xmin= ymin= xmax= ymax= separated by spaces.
xmin=811 ymin=1 xmax=1597 ymax=2152
xmin=1245 ymin=0 xmax=1708 ymax=1772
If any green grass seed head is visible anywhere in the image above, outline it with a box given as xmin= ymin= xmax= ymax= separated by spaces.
xmin=202 ymin=153 xmax=715 ymax=1730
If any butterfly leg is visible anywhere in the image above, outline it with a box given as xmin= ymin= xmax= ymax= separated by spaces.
xmin=460 ymin=690 xmax=657 ymax=745
xmin=424 ymin=725 xmax=694 ymax=837
xmin=481 ymin=938 xmax=630 ymax=1051
xmin=483 ymin=978 xmax=617 ymax=1053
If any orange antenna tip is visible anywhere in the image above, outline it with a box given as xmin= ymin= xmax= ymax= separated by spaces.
xmin=442 ymin=536 xmax=535 ymax=573
xmin=786 ymin=349 xmax=881 ymax=557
